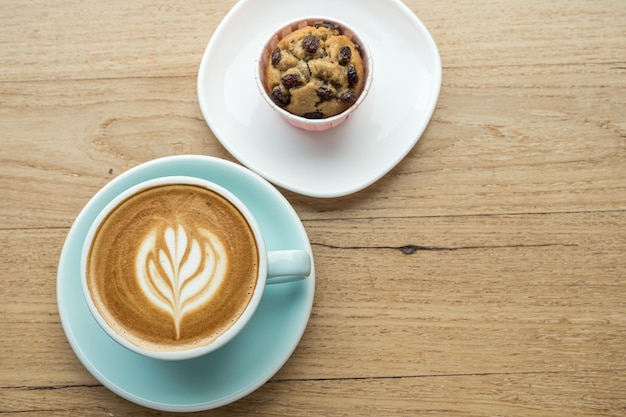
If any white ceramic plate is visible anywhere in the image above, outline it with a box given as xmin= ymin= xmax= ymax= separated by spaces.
xmin=198 ymin=0 xmax=441 ymax=198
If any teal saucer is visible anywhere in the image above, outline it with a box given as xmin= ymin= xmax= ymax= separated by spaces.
xmin=57 ymin=155 xmax=315 ymax=412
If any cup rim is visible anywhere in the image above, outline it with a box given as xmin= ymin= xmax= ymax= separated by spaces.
xmin=255 ymin=16 xmax=374 ymax=131
xmin=80 ymin=176 xmax=267 ymax=361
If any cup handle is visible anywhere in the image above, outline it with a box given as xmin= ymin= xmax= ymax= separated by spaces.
xmin=266 ymin=250 xmax=311 ymax=284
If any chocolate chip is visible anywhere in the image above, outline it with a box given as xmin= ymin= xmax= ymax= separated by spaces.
xmin=315 ymin=21 xmax=342 ymax=34
xmin=316 ymin=86 xmax=334 ymax=101
xmin=347 ymin=65 xmax=359 ymax=87
xmin=281 ymin=73 xmax=302 ymax=89
xmin=340 ymin=90 xmax=357 ymax=104
xmin=270 ymin=86 xmax=290 ymax=107
xmin=302 ymin=35 xmax=319 ymax=54
xmin=271 ymin=48 xmax=282 ymax=66
xmin=338 ymin=46 xmax=351 ymax=65
xmin=303 ymin=111 xmax=324 ymax=119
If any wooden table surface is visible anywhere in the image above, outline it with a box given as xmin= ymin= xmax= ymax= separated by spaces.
xmin=2 ymin=0 xmax=625 ymax=415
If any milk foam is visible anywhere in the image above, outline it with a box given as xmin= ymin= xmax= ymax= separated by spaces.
xmin=135 ymin=223 xmax=227 ymax=339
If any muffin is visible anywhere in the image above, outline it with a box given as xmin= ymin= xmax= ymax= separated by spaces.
xmin=257 ymin=17 xmax=372 ymax=131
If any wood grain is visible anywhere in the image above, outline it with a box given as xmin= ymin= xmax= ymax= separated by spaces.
xmin=1 ymin=0 xmax=625 ymax=415
xmin=0 ymin=0 xmax=237 ymax=82
xmin=2 ymin=371 xmax=625 ymax=416
xmin=1 ymin=66 xmax=624 ymax=228
xmin=2 ymin=213 xmax=624 ymax=392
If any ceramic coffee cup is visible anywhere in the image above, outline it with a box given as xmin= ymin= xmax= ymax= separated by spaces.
xmin=80 ymin=175 xmax=311 ymax=361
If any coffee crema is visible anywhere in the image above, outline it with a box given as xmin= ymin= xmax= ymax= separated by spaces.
xmin=86 ymin=184 xmax=259 ymax=352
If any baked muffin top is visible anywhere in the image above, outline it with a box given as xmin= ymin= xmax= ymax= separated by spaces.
xmin=265 ymin=22 xmax=365 ymax=119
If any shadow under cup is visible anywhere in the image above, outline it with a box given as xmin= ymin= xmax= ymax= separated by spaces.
xmin=80 ymin=176 xmax=311 ymax=361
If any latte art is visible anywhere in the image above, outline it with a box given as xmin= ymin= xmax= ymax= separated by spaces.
xmin=85 ymin=183 xmax=259 ymax=352
xmin=136 ymin=224 xmax=227 ymax=339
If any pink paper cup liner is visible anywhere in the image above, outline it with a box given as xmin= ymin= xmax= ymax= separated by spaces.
xmin=255 ymin=17 xmax=373 ymax=132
